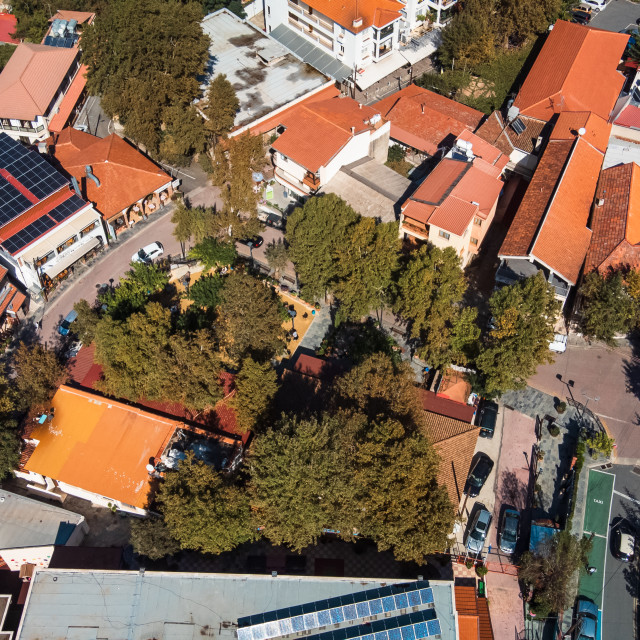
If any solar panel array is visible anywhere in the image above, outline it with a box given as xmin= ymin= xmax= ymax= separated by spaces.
xmin=43 ymin=35 xmax=78 ymax=48
xmin=237 ymin=583 xmax=435 ymax=640
xmin=0 ymin=134 xmax=68 ymax=225
xmin=48 ymin=194 xmax=86 ymax=223
xmin=2 ymin=215 xmax=56 ymax=255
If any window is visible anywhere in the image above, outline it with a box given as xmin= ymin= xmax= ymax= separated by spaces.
xmin=36 ymin=251 xmax=55 ymax=267
xmin=57 ymin=235 xmax=77 ymax=254
xmin=474 ymin=217 xmax=482 ymax=226
xmin=80 ymin=221 xmax=100 ymax=237
xmin=470 ymin=237 xmax=479 ymax=245
xmin=339 ymin=44 xmax=344 ymax=53
xmin=438 ymin=230 xmax=450 ymax=240
xmin=267 ymin=5 xmax=270 ymax=14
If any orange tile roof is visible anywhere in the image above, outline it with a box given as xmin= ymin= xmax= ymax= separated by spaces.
xmin=0 ymin=43 xmax=79 ymax=120
xmin=52 ymin=129 xmax=171 ymax=218
xmin=458 ymin=614 xmax=480 ymax=640
xmin=585 ymin=162 xmax=640 ymax=273
xmin=304 ymin=0 xmax=403 ymax=32
xmin=24 ymin=385 xmax=181 ymax=508
xmin=475 ymin=110 xmax=549 ymax=155
xmin=455 ymin=585 xmax=494 ymax=640
xmin=410 ymin=159 xmax=469 ymax=205
xmin=375 ymin=85 xmax=483 ymax=155
xmin=271 ymin=96 xmax=382 ymax=172
xmin=513 ymin=20 xmax=628 ymax=122
xmin=456 ymin=130 xmax=509 ymax=176
xmin=550 ymin=111 xmax=610 ymax=154
xmin=48 ymin=65 xmax=87 ymax=133
xmin=530 ymin=136 xmax=601 ymax=284
xmin=420 ymin=389 xmax=476 ymax=423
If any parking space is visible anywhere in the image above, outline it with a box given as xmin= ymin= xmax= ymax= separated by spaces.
xmin=589 ymin=0 xmax=640 ymax=33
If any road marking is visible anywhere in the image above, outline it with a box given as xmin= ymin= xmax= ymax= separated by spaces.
xmin=601 ymin=473 xmax=615 ymax=640
xmin=613 ymin=489 xmax=640 ymax=506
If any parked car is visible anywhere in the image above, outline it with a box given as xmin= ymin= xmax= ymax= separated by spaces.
xmin=265 ymin=212 xmax=284 ymax=229
xmin=549 ymin=333 xmax=567 ymax=353
xmin=499 ymin=508 xmax=520 ymax=555
xmin=574 ymin=598 xmax=598 ymax=640
xmin=58 ymin=309 xmax=78 ymax=336
xmin=464 ymin=454 xmax=495 ymax=498
xmin=132 ymin=241 xmax=164 ymax=264
xmin=571 ymin=9 xmax=591 ymax=24
xmin=580 ymin=0 xmax=606 ymax=11
xmin=612 ymin=520 xmax=636 ymax=562
xmin=478 ymin=400 xmax=499 ymax=438
xmin=240 ymin=236 xmax=264 ymax=249
xmin=465 ymin=508 xmax=492 ymax=554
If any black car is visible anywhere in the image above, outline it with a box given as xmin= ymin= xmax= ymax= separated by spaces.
xmin=464 ymin=454 xmax=495 ymax=498
xmin=571 ymin=10 xmax=591 ymax=25
xmin=240 ymin=236 xmax=264 ymax=249
xmin=478 ymin=400 xmax=498 ymax=438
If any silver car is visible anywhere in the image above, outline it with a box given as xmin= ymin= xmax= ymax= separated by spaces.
xmin=466 ymin=508 xmax=492 ymax=554
xmin=132 ymin=241 xmax=164 ymax=264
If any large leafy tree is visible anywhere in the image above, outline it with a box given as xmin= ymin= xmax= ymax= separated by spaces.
xmin=189 ymin=237 xmax=237 ymax=270
xmin=519 ymin=531 xmax=592 ymax=616
xmin=11 ymin=343 xmax=67 ymax=411
xmin=333 ymin=219 xmax=400 ymax=323
xmin=160 ymin=105 xmax=206 ymax=166
xmin=216 ymin=272 xmax=287 ymax=364
xmin=0 ymin=375 xmax=20 ymax=480
xmin=233 ymin=357 xmax=279 ymax=431
xmin=223 ymin=133 xmax=265 ymax=216
xmin=203 ymin=74 xmax=240 ymax=144
xmin=579 ymin=270 xmax=639 ymax=344
xmin=159 ymin=453 xmax=255 ymax=554
xmin=188 ymin=274 xmax=224 ymax=309
xmin=286 ymin=194 xmax=359 ymax=301
xmin=129 ymin=517 xmax=181 ymax=560
xmin=264 ymin=239 xmax=289 ymax=280
xmin=81 ymin=0 xmax=209 ymax=153
xmin=476 ymin=273 xmax=559 ymax=396
xmin=393 ymin=245 xmax=469 ymax=369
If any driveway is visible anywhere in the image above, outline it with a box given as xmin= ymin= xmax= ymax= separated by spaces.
xmin=528 ymin=341 xmax=640 ymax=462
xmin=589 ymin=0 xmax=640 ymax=32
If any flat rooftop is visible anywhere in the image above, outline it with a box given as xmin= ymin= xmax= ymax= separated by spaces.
xmin=0 ymin=489 xmax=84 ymax=550
xmin=200 ymin=10 xmax=330 ymax=127
xmin=17 ymin=571 xmax=456 ymax=640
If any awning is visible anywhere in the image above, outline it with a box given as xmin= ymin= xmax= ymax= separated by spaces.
xmin=355 ymin=51 xmax=408 ymax=90
xmin=48 ymin=65 xmax=88 ymax=133
xmin=43 ymin=236 xmax=101 ymax=278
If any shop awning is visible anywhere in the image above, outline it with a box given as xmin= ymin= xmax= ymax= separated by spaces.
xmin=43 ymin=236 xmax=101 ymax=278
xmin=355 ymin=51 xmax=408 ymax=91
xmin=48 ymin=65 xmax=88 ymax=134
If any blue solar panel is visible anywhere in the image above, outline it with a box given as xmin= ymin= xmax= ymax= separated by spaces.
xmin=343 ymin=605 xmax=357 ymax=621
xmin=400 ymin=627 xmax=415 ymax=640
xmin=265 ymin=622 xmax=279 ymax=637
xmin=278 ymin=620 xmax=292 ymax=635
xmin=304 ymin=614 xmax=318 ymax=630
xmin=2 ymin=214 xmax=56 ymax=255
xmin=388 ymin=629 xmax=402 ymax=640
xmin=374 ymin=632 xmax=388 ymax=640
xmin=355 ymin=602 xmax=370 ymax=618
xmin=48 ymin=194 xmax=86 ymax=222
xmin=382 ymin=596 xmax=396 ymax=613
xmin=292 ymin=616 xmax=305 ymax=632
xmin=407 ymin=592 xmax=421 ymax=608
xmin=413 ymin=623 xmax=428 ymax=639
xmin=330 ymin=608 xmax=344 ymax=624
xmin=426 ymin=621 xmax=440 ymax=637
xmin=317 ymin=610 xmax=332 ymax=626
xmin=419 ymin=589 xmax=433 ymax=605
xmin=237 ymin=629 xmax=252 ymax=640
xmin=252 ymin=626 xmax=266 ymax=640
xmin=369 ymin=599 xmax=383 ymax=615
xmin=393 ymin=594 xmax=409 ymax=610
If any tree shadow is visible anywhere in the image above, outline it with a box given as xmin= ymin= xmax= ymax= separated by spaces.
xmin=622 ymin=333 xmax=640 ymax=403
xmin=497 ymin=469 xmax=528 ymax=511
xmin=616 ymin=487 xmax=640 ymax=600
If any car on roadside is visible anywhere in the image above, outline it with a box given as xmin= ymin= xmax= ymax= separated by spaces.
xmin=239 ymin=236 xmax=264 ymax=249
xmin=465 ymin=508 xmax=492 ymax=554
xmin=499 ymin=508 xmax=520 ymax=555
xmin=570 ymin=9 xmax=591 ymax=24
xmin=579 ymin=0 xmax=606 ymax=11
xmin=573 ymin=598 xmax=598 ymax=640
xmin=478 ymin=400 xmax=499 ymax=438
xmin=464 ymin=454 xmax=495 ymax=498
xmin=612 ymin=519 xmax=636 ymax=562
xmin=549 ymin=333 xmax=567 ymax=353
xmin=132 ymin=241 xmax=164 ymax=264
xmin=58 ymin=309 xmax=78 ymax=336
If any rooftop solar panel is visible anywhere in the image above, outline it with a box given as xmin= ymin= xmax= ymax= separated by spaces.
xmin=1 ymin=214 xmax=56 ymax=255
xmin=48 ymin=194 xmax=86 ymax=223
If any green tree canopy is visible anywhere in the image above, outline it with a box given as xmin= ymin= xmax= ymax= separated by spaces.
xmin=11 ymin=343 xmax=67 ymax=411
xmin=222 ymin=133 xmax=265 ymax=216
xmin=81 ymin=0 xmax=209 ymax=153
xmin=0 ymin=375 xmax=19 ymax=480
xmin=286 ymin=194 xmax=359 ymax=301
xmin=188 ymin=273 xmax=224 ymax=309
xmin=159 ymin=453 xmax=255 ymax=554
xmin=579 ymin=270 xmax=638 ymax=344
xmin=393 ymin=245 xmax=469 ymax=369
xmin=73 ymin=298 xmax=102 ymax=345
xmin=476 ymin=273 xmax=559 ymax=396
xmin=129 ymin=517 xmax=181 ymax=560
xmin=217 ymin=271 xmax=287 ymax=364
xmin=203 ymin=74 xmax=239 ymax=143
xmin=233 ymin=356 xmax=279 ymax=431
xmin=519 ymin=530 xmax=592 ymax=616
xmin=188 ymin=237 xmax=237 ymax=270
xmin=160 ymin=105 xmax=206 ymax=166
xmin=264 ymin=238 xmax=289 ymax=279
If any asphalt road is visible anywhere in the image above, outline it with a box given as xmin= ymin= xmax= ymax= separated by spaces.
xmin=589 ymin=0 xmax=640 ymax=32
xmin=602 ymin=465 xmax=640 ymax=640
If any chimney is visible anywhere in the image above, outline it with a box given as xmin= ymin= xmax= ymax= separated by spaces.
xmin=359 ymin=103 xmax=362 ymax=109
xmin=352 ymin=17 xmax=363 ymax=28
xmin=351 ymin=126 xmax=355 ymax=134
xmin=85 ymin=165 xmax=101 ymax=188
xmin=596 ymin=189 xmax=606 ymax=207
xmin=421 ymin=104 xmax=424 ymax=114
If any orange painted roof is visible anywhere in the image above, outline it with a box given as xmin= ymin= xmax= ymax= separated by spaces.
xmin=24 ymin=385 xmax=181 ymax=508
xmin=549 ymin=111 xmax=610 ymax=154
xmin=410 ymin=159 xmax=469 ymax=205
xmin=585 ymin=162 xmax=640 ymax=273
xmin=271 ymin=96 xmax=383 ymax=172
xmin=375 ymin=85 xmax=483 ymax=155
xmin=52 ymin=129 xmax=171 ymax=218
xmin=0 ymin=43 xmax=79 ymax=120
xmin=530 ymin=136 xmax=601 ymax=284
xmin=513 ymin=21 xmax=628 ymax=122
xmin=304 ymin=0 xmax=403 ymax=32
xmin=48 ymin=65 xmax=87 ymax=133
xmin=455 ymin=130 xmax=509 ymax=176
xmin=0 ymin=13 xmax=18 ymax=45
xmin=455 ymin=585 xmax=494 ymax=640
xmin=458 ymin=614 xmax=480 ymax=640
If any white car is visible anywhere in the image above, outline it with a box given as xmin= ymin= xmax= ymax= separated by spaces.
xmin=132 ymin=241 xmax=164 ymax=264
xmin=549 ymin=333 xmax=567 ymax=353
xmin=580 ymin=0 xmax=606 ymax=10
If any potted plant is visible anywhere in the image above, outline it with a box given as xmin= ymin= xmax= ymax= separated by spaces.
xmin=465 ymin=560 xmax=474 ymax=570
xmin=476 ymin=565 xmax=488 ymax=578
xmin=556 ymin=401 xmax=567 ymax=414
xmin=548 ymin=424 xmax=560 ymax=437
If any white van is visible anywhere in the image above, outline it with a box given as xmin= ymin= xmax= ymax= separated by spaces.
xmin=580 ymin=0 xmax=606 ymax=11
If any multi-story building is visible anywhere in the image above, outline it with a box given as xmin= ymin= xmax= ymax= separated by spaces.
xmin=0 ymin=133 xmax=104 ymax=297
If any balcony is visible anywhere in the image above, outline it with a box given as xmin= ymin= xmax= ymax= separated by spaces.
xmin=401 ymin=220 xmax=428 ymax=239
xmin=303 ymin=173 xmax=321 ymax=190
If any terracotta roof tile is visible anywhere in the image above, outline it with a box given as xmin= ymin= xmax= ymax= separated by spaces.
xmin=304 ymin=0 xmax=404 ymax=33
xmin=614 ymin=104 xmax=640 ymax=129
xmin=585 ymin=162 xmax=640 ymax=273
xmin=420 ymin=390 xmax=476 ymax=423
xmin=475 ymin=111 xmax=548 ymax=155
xmin=0 ymin=43 xmax=79 ymax=120
xmin=550 ymin=111 xmax=610 ymax=154
xmin=458 ymin=614 xmax=480 ymax=640
xmin=455 ymin=585 xmax=494 ymax=640
xmin=375 ymin=85 xmax=483 ymax=155
xmin=52 ymin=129 xmax=171 ymax=219
xmin=513 ymin=20 xmax=627 ymax=122
xmin=456 ymin=130 xmax=509 ymax=175
xmin=410 ymin=159 xmax=469 ymax=205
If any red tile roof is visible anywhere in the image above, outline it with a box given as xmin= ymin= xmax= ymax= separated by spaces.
xmin=375 ymin=85 xmax=484 ymax=155
xmin=475 ymin=111 xmax=548 ymax=155
xmin=455 ymin=585 xmax=494 ymax=640
xmin=304 ymin=0 xmax=403 ymax=33
xmin=550 ymin=111 xmax=610 ymax=154
xmin=271 ymin=96 xmax=383 ymax=172
xmin=48 ymin=65 xmax=87 ymax=133
xmin=513 ymin=20 xmax=628 ymax=122
xmin=585 ymin=162 xmax=640 ymax=273
xmin=0 ymin=43 xmax=79 ymax=120
xmin=410 ymin=159 xmax=469 ymax=205
xmin=0 ymin=13 xmax=18 ymax=44
xmin=456 ymin=130 xmax=509 ymax=177
xmin=614 ymin=103 xmax=640 ymax=129
xmin=420 ymin=389 xmax=476 ymax=423
xmin=52 ymin=129 xmax=171 ymax=219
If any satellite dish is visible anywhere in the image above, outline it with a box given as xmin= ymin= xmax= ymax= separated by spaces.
xmin=578 ymin=127 xmax=587 ymax=136
xmin=145 ymin=464 xmax=155 ymax=473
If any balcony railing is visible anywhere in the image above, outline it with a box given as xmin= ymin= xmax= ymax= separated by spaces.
xmin=303 ymin=173 xmax=321 ymax=190
xmin=401 ymin=220 xmax=428 ymax=238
